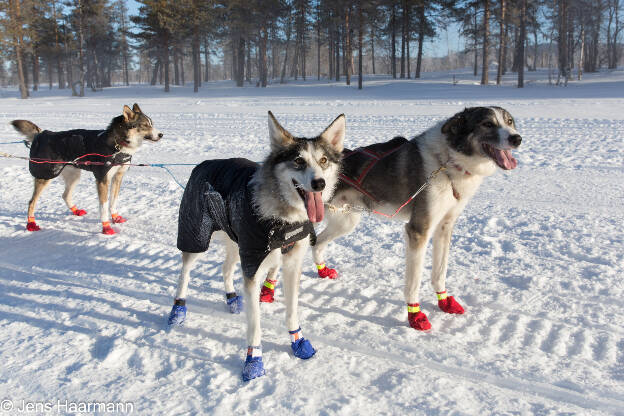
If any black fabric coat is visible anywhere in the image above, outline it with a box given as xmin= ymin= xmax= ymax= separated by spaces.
xmin=177 ymin=158 xmax=315 ymax=280
xmin=29 ymin=129 xmax=131 ymax=181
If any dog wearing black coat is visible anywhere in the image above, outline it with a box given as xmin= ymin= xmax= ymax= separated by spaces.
xmin=11 ymin=104 xmax=162 ymax=234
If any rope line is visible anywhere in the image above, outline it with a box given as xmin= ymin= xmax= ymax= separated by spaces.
xmin=0 ymin=141 xmax=25 ymax=145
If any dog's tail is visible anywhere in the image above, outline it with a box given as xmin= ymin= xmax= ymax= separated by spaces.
xmin=11 ymin=120 xmax=41 ymax=145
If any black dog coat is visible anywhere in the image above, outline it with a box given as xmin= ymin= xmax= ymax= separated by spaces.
xmin=29 ymin=129 xmax=131 ymax=181
xmin=177 ymin=158 xmax=315 ymax=280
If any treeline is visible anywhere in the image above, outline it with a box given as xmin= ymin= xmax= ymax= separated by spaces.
xmin=0 ymin=0 xmax=622 ymax=97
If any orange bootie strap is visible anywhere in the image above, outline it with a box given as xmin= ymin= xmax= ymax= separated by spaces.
xmin=70 ymin=205 xmax=78 ymax=213
xmin=102 ymin=221 xmax=111 ymax=227
xmin=27 ymin=216 xmax=35 ymax=222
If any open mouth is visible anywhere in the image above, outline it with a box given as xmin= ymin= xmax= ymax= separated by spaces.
xmin=144 ymin=135 xmax=160 ymax=141
xmin=482 ymin=143 xmax=518 ymax=170
xmin=292 ymin=179 xmax=324 ymax=223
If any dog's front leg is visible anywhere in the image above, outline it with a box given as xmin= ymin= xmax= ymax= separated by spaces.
xmin=312 ymin=210 xmax=361 ymax=279
xmin=97 ymin=179 xmax=114 ymax=235
xmin=241 ymin=249 xmax=279 ymax=381
xmin=222 ymin=234 xmax=243 ymax=314
xmin=404 ymin=220 xmax=432 ymax=330
xmin=109 ymin=166 xmax=129 ymax=224
xmin=282 ymin=239 xmax=316 ymax=359
xmin=431 ymin=215 xmax=465 ymax=314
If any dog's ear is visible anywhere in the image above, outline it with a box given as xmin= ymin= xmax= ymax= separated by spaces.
xmin=132 ymin=103 xmax=142 ymax=114
xmin=320 ymin=114 xmax=345 ymax=153
xmin=122 ymin=105 xmax=137 ymax=122
xmin=441 ymin=112 xmax=466 ymax=136
xmin=268 ymin=111 xmax=295 ymax=150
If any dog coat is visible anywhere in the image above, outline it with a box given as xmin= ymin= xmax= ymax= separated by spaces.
xmin=338 ymin=136 xmax=408 ymax=201
xmin=29 ymin=129 xmax=131 ymax=181
xmin=177 ymin=158 xmax=315 ymax=280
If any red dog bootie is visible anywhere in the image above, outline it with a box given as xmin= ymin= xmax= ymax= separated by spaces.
xmin=437 ymin=291 xmax=465 ymax=314
xmin=102 ymin=221 xmax=115 ymax=235
xmin=70 ymin=205 xmax=87 ymax=216
xmin=407 ymin=303 xmax=431 ymax=331
xmin=26 ymin=216 xmax=40 ymax=232
xmin=316 ymin=263 xmax=338 ymax=279
xmin=111 ymin=213 xmax=127 ymax=223
xmin=259 ymin=279 xmax=276 ymax=303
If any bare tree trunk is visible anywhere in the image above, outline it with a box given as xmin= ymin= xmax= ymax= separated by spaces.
xmin=497 ymin=0 xmax=505 ymax=85
xmin=370 ymin=27 xmax=375 ymax=74
xmin=391 ymin=4 xmax=397 ymax=78
xmin=473 ymin=6 xmax=478 ymax=76
xmin=204 ymin=37 xmax=211 ymax=82
xmin=481 ymin=0 xmax=490 ymax=85
xmin=260 ymin=23 xmax=268 ymax=87
xmin=518 ymin=0 xmax=526 ymax=87
xmin=173 ymin=47 xmax=180 ymax=85
xmin=32 ymin=50 xmax=39 ymax=91
xmin=193 ymin=27 xmax=200 ymax=92
xmin=280 ymin=17 xmax=292 ymax=84
xmin=317 ymin=5 xmax=321 ymax=80
xmin=400 ymin=0 xmax=406 ymax=78
xmin=578 ymin=26 xmax=585 ymax=80
xmin=345 ymin=6 xmax=351 ymax=85
xmin=77 ymin=0 xmax=85 ymax=96
xmin=237 ymin=36 xmax=245 ymax=87
xmin=10 ymin=0 xmax=28 ymax=98
xmin=52 ymin=0 xmax=65 ymax=89
xmin=416 ymin=3 xmax=424 ymax=78
xmin=163 ymin=34 xmax=170 ymax=92
xmin=335 ymin=23 xmax=340 ymax=81
xmin=358 ymin=0 xmax=363 ymax=89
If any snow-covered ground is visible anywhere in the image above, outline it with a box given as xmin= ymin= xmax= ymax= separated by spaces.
xmin=0 ymin=69 xmax=622 ymax=415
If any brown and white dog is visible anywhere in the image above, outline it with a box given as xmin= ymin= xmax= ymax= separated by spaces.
xmin=11 ymin=104 xmax=162 ymax=234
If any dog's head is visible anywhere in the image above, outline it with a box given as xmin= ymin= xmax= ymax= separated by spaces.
xmin=111 ymin=103 xmax=163 ymax=150
xmin=265 ymin=111 xmax=345 ymax=223
xmin=441 ymin=106 xmax=521 ymax=174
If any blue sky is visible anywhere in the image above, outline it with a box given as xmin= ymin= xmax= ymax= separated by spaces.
xmin=126 ymin=0 xmax=461 ymax=58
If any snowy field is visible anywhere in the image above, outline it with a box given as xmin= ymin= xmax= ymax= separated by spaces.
xmin=0 ymin=69 xmax=623 ymax=415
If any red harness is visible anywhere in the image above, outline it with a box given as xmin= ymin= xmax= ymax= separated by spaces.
xmin=338 ymin=145 xmax=405 ymax=202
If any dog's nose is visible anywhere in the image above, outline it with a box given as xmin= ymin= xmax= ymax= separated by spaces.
xmin=509 ymin=134 xmax=522 ymax=147
xmin=158 ymin=133 xmax=163 ymax=139
xmin=311 ymin=178 xmax=325 ymax=192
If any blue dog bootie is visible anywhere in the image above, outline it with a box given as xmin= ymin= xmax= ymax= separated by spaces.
xmin=242 ymin=346 xmax=266 ymax=381
xmin=226 ymin=293 xmax=243 ymax=314
xmin=167 ymin=299 xmax=187 ymax=326
xmin=289 ymin=328 xmax=316 ymax=359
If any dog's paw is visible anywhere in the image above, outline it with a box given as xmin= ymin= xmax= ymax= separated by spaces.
xmin=259 ymin=284 xmax=275 ymax=303
xmin=317 ymin=265 xmax=338 ymax=279
xmin=291 ymin=338 xmax=316 ymax=359
xmin=408 ymin=311 xmax=432 ymax=331
xmin=226 ymin=295 xmax=243 ymax=314
xmin=438 ymin=296 xmax=465 ymax=314
xmin=26 ymin=221 xmax=40 ymax=232
xmin=102 ymin=225 xmax=115 ymax=235
xmin=111 ymin=214 xmax=127 ymax=223
xmin=167 ymin=303 xmax=187 ymax=326
xmin=242 ymin=357 xmax=265 ymax=381
xmin=71 ymin=207 xmax=87 ymax=216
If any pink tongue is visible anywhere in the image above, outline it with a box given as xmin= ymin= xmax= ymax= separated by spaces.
xmin=494 ymin=149 xmax=518 ymax=170
xmin=304 ymin=191 xmax=324 ymax=222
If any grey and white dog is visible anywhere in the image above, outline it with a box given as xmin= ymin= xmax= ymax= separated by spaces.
xmin=263 ymin=106 xmax=521 ymax=331
xmin=169 ymin=112 xmax=345 ymax=380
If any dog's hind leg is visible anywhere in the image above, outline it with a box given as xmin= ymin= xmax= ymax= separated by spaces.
xmin=404 ymin=220 xmax=432 ymax=330
xmin=167 ymin=251 xmax=202 ymax=326
xmin=282 ymin=239 xmax=315 ymax=359
xmin=221 ymin=233 xmax=243 ymax=314
xmin=312 ymin=210 xmax=361 ymax=279
xmin=26 ymin=178 xmax=51 ymax=231
xmin=96 ymin=178 xmax=115 ymax=234
xmin=431 ymin=215 xmax=464 ymax=314
xmin=61 ymin=166 xmax=86 ymax=216
xmin=109 ymin=166 xmax=129 ymax=223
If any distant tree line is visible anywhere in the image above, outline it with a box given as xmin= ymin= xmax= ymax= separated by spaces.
xmin=0 ymin=0 xmax=622 ymax=97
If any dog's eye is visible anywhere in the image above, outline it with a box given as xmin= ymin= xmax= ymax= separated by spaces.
xmin=506 ymin=118 xmax=513 ymax=126
xmin=483 ymin=121 xmax=496 ymax=128
xmin=294 ymin=157 xmax=306 ymax=166
xmin=319 ymin=156 xmax=328 ymax=165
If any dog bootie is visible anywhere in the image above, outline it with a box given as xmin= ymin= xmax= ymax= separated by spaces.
xmin=317 ymin=263 xmax=338 ymax=279
xmin=407 ymin=303 xmax=431 ymax=331
xmin=437 ymin=291 xmax=465 ymax=314
xmin=167 ymin=299 xmax=187 ymax=326
xmin=111 ymin=213 xmax=127 ymax=223
xmin=70 ymin=205 xmax=87 ymax=216
xmin=290 ymin=328 xmax=316 ymax=359
xmin=226 ymin=293 xmax=243 ymax=314
xmin=26 ymin=217 xmax=40 ymax=232
xmin=102 ymin=221 xmax=115 ymax=235
xmin=242 ymin=346 xmax=265 ymax=381
xmin=259 ymin=279 xmax=276 ymax=303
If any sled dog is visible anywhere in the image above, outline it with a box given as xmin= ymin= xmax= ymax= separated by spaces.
xmin=11 ymin=104 xmax=162 ymax=235
xmin=261 ymin=106 xmax=522 ymax=331
xmin=168 ymin=111 xmax=345 ymax=380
